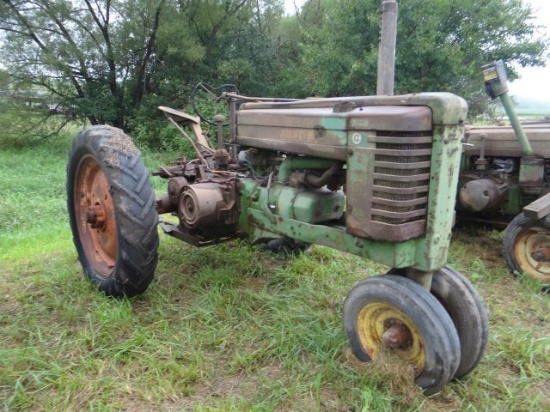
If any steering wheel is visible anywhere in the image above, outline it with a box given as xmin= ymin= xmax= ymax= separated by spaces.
xmin=191 ymin=82 xmax=239 ymax=126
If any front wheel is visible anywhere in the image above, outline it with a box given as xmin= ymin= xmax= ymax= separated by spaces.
xmin=343 ymin=275 xmax=460 ymax=395
xmin=504 ymin=212 xmax=550 ymax=284
xmin=430 ymin=266 xmax=488 ymax=379
xmin=67 ymin=126 xmax=159 ymax=297
xmin=387 ymin=266 xmax=489 ymax=380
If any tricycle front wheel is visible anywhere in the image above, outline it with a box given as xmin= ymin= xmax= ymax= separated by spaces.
xmin=343 ymin=275 xmax=460 ymax=395
xmin=430 ymin=266 xmax=488 ymax=379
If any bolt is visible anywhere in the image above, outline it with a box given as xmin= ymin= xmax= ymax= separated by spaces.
xmin=213 ymin=114 xmax=225 ymax=124
xmin=85 ymin=205 xmax=106 ymax=229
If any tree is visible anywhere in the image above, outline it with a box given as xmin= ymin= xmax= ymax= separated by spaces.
xmin=0 ymin=0 xmax=287 ymax=135
xmin=0 ymin=0 xmax=546 ymax=138
xmin=0 ymin=0 xmax=166 ymax=129
xmin=285 ymin=0 xmax=548 ymax=114
xmin=126 ymin=0 xmax=288 ymax=147
xmin=395 ymin=0 xmax=548 ymax=114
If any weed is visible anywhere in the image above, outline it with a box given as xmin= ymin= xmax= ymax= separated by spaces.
xmin=1 ymin=130 xmax=548 ymax=411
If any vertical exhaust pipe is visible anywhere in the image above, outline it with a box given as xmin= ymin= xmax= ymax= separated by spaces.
xmin=377 ymin=0 xmax=398 ymax=96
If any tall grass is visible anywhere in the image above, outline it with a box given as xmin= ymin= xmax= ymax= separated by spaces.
xmin=1 ymin=129 xmax=548 ymax=411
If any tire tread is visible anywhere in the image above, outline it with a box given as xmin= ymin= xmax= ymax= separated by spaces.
xmin=67 ymin=126 xmax=159 ymax=297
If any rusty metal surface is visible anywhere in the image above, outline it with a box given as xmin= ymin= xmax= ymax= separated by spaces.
xmin=346 ymin=130 xmax=433 ymax=242
xmin=158 ymin=105 xmax=210 ymax=149
xmin=531 ymin=241 xmax=550 ymax=263
xmin=154 ymin=92 xmax=467 ymax=272
xmin=459 ymin=178 xmax=507 ymax=212
xmin=381 ymin=322 xmax=412 ymax=350
xmin=155 ymin=193 xmax=173 ymax=215
xmin=239 ymin=93 xmax=468 ymax=126
xmin=237 ymin=106 xmax=432 ymax=165
xmin=158 ymin=220 xmax=234 ymax=247
xmin=238 ymin=106 xmax=432 ymax=132
xmin=74 ymin=156 xmax=117 ymax=278
xmin=179 ymin=183 xmax=226 ymax=228
xmin=460 ymin=119 xmax=549 ymax=222
xmin=519 ymin=156 xmax=545 ymax=187
xmin=235 ymin=136 xmax=348 ymax=161
xmin=465 ymin=123 xmax=550 ymax=158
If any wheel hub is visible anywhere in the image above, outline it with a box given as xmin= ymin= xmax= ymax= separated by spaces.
xmin=515 ymin=230 xmax=550 ymax=281
xmin=74 ymin=155 xmax=117 ymax=278
xmin=356 ymin=302 xmax=426 ymax=373
xmin=382 ymin=320 xmax=413 ymax=349
xmin=85 ymin=204 xmax=106 ymax=229
xmin=531 ymin=242 xmax=550 ymax=263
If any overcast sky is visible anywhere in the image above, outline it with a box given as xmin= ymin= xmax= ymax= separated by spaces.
xmin=507 ymin=0 xmax=550 ymax=100
xmin=283 ymin=0 xmax=306 ymax=14
xmin=283 ymin=0 xmax=550 ymax=100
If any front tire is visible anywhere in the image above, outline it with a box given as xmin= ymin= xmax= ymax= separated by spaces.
xmin=504 ymin=212 xmax=550 ymax=284
xmin=343 ymin=275 xmax=460 ymax=395
xmin=67 ymin=126 xmax=159 ymax=297
xmin=430 ymin=266 xmax=488 ymax=379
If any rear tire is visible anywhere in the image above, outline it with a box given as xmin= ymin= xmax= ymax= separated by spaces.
xmin=67 ymin=126 xmax=159 ymax=297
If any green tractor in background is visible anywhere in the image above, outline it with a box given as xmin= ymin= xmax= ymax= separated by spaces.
xmin=459 ymin=60 xmax=550 ymax=286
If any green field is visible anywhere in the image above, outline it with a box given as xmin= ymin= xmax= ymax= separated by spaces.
xmin=1 ymin=130 xmax=548 ymax=411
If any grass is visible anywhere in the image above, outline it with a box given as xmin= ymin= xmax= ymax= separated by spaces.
xmin=1 ymin=130 xmax=549 ymax=411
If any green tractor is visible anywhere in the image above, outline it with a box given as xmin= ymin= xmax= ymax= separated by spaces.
xmin=67 ymin=88 xmax=488 ymax=395
xmin=66 ymin=0 xmax=487 ymax=395
xmin=458 ymin=60 xmax=550 ymax=286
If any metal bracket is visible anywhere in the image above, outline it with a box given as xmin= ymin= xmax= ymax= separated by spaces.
xmin=523 ymin=192 xmax=550 ymax=220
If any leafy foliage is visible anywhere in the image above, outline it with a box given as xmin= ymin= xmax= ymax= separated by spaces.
xmin=0 ymin=0 xmax=167 ymax=129
xmin=0 ymin=0 xmax=547 ymax=143
xmin=293 ymin=0 xmax=547 ymax=115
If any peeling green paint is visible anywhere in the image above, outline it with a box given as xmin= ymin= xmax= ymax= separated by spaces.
xmin=237 ymin=93 xmax=467 ymax=274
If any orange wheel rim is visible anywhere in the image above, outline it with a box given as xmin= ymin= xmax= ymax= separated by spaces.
xmin=74 ymin=155 xmax=117 ymax=278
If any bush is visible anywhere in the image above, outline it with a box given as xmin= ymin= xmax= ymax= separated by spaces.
xmin=0 ymin=104 xmax=83 ymax=149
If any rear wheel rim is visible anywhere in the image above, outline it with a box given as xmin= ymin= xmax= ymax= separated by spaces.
xmin=74 ymin=155 xmax=117 ymax=278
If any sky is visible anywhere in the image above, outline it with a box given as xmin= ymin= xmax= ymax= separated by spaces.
xmin=507 ymin=0 xmax=550 ymax=101
xmin=283 ymin=0 xmax=306 ymax=15
xmin=284 ymin=0 xmax=550 ymax=102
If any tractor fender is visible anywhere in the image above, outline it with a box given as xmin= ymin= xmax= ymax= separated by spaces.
xmin=523 ymin=192 xmax=550 ymax=220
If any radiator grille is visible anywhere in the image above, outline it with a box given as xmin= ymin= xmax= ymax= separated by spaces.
xmin=371 ymin=131 xmax=432 ymax=225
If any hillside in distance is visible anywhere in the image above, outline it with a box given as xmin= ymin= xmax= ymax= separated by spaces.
xmin=511 ymin=94 xmax=550 ymax=113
